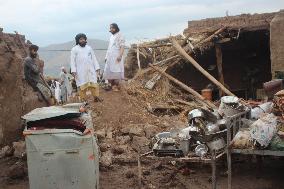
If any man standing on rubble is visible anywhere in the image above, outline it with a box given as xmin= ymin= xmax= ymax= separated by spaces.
xmin=104 ymin=23 xmax=125 ymax=91
xmin=24 ymin=45 xmax=53 ymax=106
xmin=70 ymin=33 xmax=102 ymax=102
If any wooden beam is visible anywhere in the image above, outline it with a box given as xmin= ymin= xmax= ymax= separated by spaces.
xmin=171 ymin=38 xmax=235 ymax=97
xmin=149 ymin=64 xmax=217 ymax=109
xmin=216 ymin=38 xmax=231 ymax=44
xmin=139 ymin=43 xmax=172 ymax=48
xmin=152 ymin=55 xmax=180 ymax=66
xmin=215 ymin=44 xmax=225 ymax=97
xmin=136 ymin=45 xmax=141 ymax=70
xmin=173 ymin=99 xmax=199 ymax=107
xmin=194 ymin=26 xmax=227 ymax=47
xmin=137 ymin=155 xmax=142 ymax=189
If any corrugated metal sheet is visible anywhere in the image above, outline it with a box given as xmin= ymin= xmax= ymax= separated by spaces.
xmin=22 ymin=103 xmax=84 ymax=122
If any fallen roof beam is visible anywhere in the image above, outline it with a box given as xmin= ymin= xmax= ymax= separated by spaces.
xmin=149 ymin=64 xmax=217 ymax=110
xmin=171 ymin=38 xmax=235 ymax=97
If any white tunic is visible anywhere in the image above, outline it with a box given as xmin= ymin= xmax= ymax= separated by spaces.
xmin=70 ymin=45 xmax=100 ymax=87
xmin=105 ymin=32 xmax=125 ymax=73
xmin=54 ymin=81 xmax=61 ymax=102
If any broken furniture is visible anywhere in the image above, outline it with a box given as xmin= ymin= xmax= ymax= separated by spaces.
xmin=226 ymin=111 xmax=284 ymax=189
xmin=148 ymin=108 xmax=227 ymax=189
xmin=22 ymin=103 xmax=99 ymax=189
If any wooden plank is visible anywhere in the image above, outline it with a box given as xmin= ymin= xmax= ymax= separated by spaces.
xmin=195 ymin=26 xmax=227 ymax=47
xmin=216 ymin=38 xmax=231 ymax=44
xmin=149 ymin=64 xmax=217 ymax=109
xmin=173 ymin=99 xmax=198 ymax=107
xmin=145 ymin=156 xmax=211 ymax=163
xmin=133 ymin=48 xmax=147 ymax=58
xmin=153 ymin=55 xmax=180 ymax=66
xmin=140 ymin=43 xmax=172 ymax=48
xmin=172 ymin=38 xmax=235 ymax=97
xmin=145 ymin=152 xmax=225 ymax=163
xmin=132 ymin=56 xmax=180 ymax=81
xmin=231 ymin=149 xmax=284 ymax=156
xmin=215 ymin=44 xmax=225 ymax=97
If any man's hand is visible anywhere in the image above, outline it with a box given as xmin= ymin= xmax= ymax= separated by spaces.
xmin=71 ymin=72 xmax=77 ymax=78
xmin=116 ymin=55 xmax=122 ymax=63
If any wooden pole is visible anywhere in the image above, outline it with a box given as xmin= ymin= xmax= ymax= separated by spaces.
xmin=211 ymin=150 xmax=217 ymax=189
xmin=195 ymin=26 xmax=227 ymax=47
xmin=137 ymin=155 xmax=142 ymax=189
xmin=227 ymin=123 xmax=232 ymax=189
xmin=153 ymin=55 xmax=180 ymax=66
xmin=171 ymin=38 xmax=235 ymax=96
xmin=137 ymin=44 xmax=141 ymax=70
xmin=215 ymin=44 xmax=225 ymax=97
xmin=149 ymin=64 xmax=217 ymax=109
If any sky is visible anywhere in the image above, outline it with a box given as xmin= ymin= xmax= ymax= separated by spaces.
xmin=0 ymin=0 xmax=283 ymax=47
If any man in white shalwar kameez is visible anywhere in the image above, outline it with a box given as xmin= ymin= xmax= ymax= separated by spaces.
xmin=59 ymin=67 xmax=71 ymax=103
xmin=104 ymin=23 xmax=125 ymax=91
xmin=70 ymin=33 xmax=101 ymax=102
xmin=54 ymin=80 xmax=61 ymax=103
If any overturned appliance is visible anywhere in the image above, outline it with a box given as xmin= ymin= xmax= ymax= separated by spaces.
xmin=22 ymin=103 xmax=99 ymax=189
xmin=152 ymin=132 xmax=191 ymax=157
xmin=152 ymin=108 xmax=227 ymax=158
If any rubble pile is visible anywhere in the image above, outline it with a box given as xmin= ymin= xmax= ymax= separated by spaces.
xmin=123 ymin=32 xmax=222 ymax=122
xmin=0 ymin=140 xmax=27 ymax=180
xmin=119 ymin=12 xmax=284 ymax=162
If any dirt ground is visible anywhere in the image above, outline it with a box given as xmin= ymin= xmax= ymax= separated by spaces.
xmin=0 ymin=87 xmax=284 ymax=189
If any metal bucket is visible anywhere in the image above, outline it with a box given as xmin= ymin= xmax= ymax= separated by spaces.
xmin=218 ymin=96 xmax=244 ymax=116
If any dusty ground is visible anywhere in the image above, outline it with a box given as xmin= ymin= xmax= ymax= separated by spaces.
xmin=0 ymin=87 xmax=284 ymax=189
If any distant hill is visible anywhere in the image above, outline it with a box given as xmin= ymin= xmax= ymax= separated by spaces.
xmin=39 ymin=39 xmax=109 ymax=77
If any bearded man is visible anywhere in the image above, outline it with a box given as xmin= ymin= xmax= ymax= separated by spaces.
xmin=104 ymin=23 xmax=125 ymax=91
xmin=70 ymin=33 xmax=102 ymax=102
xmin=24 ymin=44 xmax=53 ymax=106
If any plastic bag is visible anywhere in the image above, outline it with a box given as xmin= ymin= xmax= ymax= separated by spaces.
xmin=250 ymin=113 xmax=278 ymax=147
xmin=250 ymin=102 xmax=273 ymax=120
xmin=269 ymin=135 xmax=284 ymax=151
xmin=231 ymin=129 xmax=253 ymax=149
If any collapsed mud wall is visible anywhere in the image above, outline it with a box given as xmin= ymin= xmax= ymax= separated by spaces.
xmin=0 ymin=29 xmax=45 ymax=146
xmin=271 ymin=10 xmax=284 ymax=78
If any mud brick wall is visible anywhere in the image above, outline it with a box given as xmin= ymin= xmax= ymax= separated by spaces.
xmin=271 ymin=10 xmax=284 ymax=78
xmin=184 ymin=13 xmax=276 ymax=35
